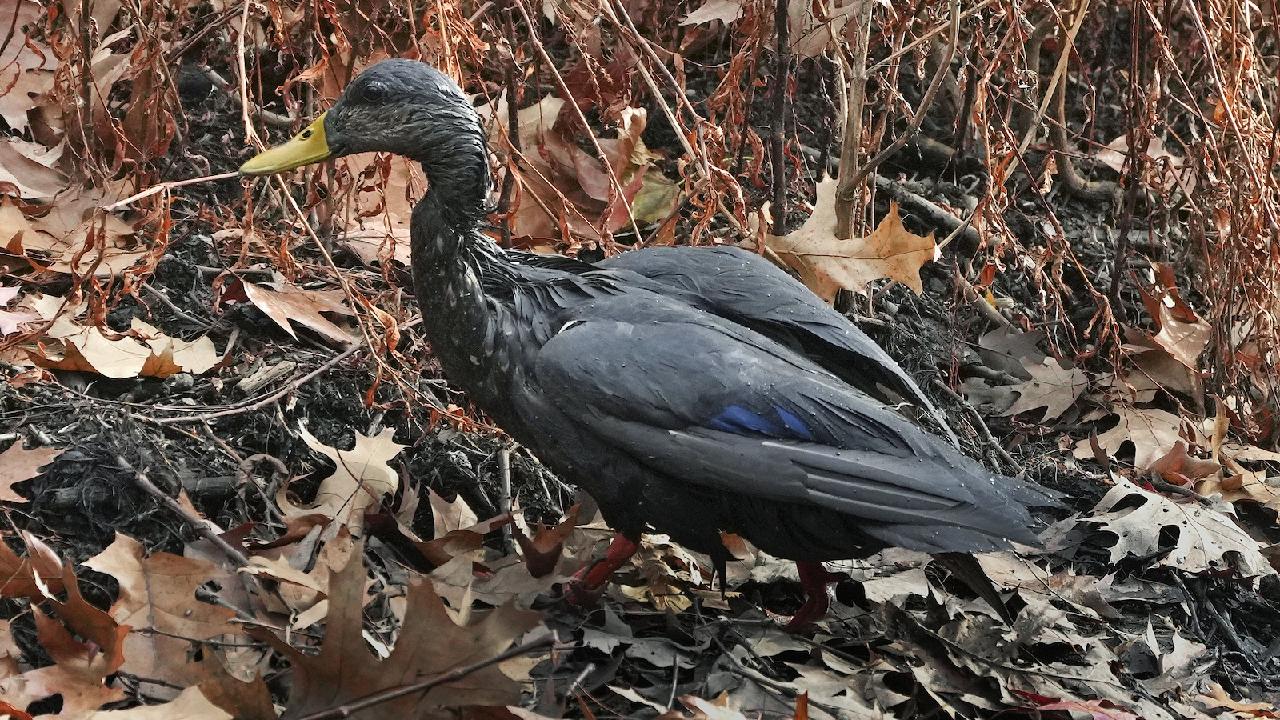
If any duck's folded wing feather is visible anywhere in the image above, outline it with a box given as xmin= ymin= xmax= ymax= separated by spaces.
xmin=523 ymin=316 xmax=1057 ymax=553
xmin=598 ymin=246 xmax=958 ymax=446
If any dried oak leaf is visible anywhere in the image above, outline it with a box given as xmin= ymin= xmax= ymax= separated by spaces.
xmin=1033 ymin=699 xmax=1140 ymax=720
xmin=218 ymin=275 xmax=356 ymax=345
xmin=1198 ymin=468 xmax=1280 ymax=517
xmin=0 ymin=563 xmax=130 ymax=716
xmin=1147 ymin=441 xmax=1220 ymax=486
xmin=766 ymin=180 xmax=938 ymax=302
xmin=84 ymin=534 xmax=240 ymax=693
xmin=5 ymin=184 xmax=147 ymax=276
xmin=0 ymin=285 xmax=36 ymax=335
xmin=83 ymin=686 xmax=233 ymax=719
xmin=0 ymin=439 xmax=63 ymax=503
xmin=263 ymin=546 xmax=543 ymax=719
xmin=277 ymin=426 xmax=404 ymax=530
xmin=1195 ymin=683 xmax=1279 ymax=717
xmin=1073 ymin=405 xmax=1186 ymax=470
xmin=680 ymin=0 xmax=743 ymax=26
xmin=1000 ymin=357 xmax=1087 ymax=422
xmin=1138 ymin=266 xmax=1210 ymax=371
xmin=26 ymin=304 xmax=219 ymax=379
xmin=0 ymin=530 xmax=66 ymax=599
xmin=191 ymin=655 xmax=276 ymax=720
xmin=0 ymin=0 xmax=56 ymax=134
xmin=1084 ymin=476 xmax=1272 ymax=576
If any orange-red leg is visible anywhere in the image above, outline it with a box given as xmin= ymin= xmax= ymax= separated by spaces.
xmin=783 ymin=562 xmax=836 ymax=632
xmin=563 ymin=533 xmax=639 ymax=605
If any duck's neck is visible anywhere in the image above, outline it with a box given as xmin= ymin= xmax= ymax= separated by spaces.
xmin=408 ymin=148 xmax=517 ymax=413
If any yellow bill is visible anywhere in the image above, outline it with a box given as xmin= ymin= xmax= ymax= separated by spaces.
xmin=240 ymin=113 xmax=331 ymax=175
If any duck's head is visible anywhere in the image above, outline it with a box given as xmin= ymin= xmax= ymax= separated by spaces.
xmin=241 ymin=59 xmax=490 ymax=210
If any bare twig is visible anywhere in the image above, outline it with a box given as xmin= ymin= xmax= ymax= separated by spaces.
xmin=832 ymin=0 xmax=873 ymax=238
xmin=769 ymin=0 xmax=791 ymax=236
xmin=197 ymin=65 xmax=296 ymax=128
xmin=151 ymin=343 xmax=362 ymax=424
xmin=931 ymin=378 xmax=1021 ymax=475
xmin=114 ymin=454 xmax=251 ymax=568
xmin=837 ymin=0 xmax=960 ymax=228
xmin=291 ymin=634 xmax=558 ymax=720
xmin=104 ymin=171 xmax=239 ymax=210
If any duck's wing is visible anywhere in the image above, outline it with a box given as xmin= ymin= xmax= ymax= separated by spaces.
xmin=517 ymin=303 xmax=1057 ymax=554
xmin=596 ymin=246 xmax=958 ymax=446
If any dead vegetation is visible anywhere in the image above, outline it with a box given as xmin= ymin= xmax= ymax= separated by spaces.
xmin=2 ymin=0 xmax=1280 ymax=717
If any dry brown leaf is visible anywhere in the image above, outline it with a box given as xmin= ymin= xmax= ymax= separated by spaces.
xmin=0 ymin=439 xmax=63 ymax=503
xmin=514 ymin=504 xmax=581 ymax=577
xmin=1000 ymin=357 xmax=1087 ymax=421
xmin=1151 ymin=304 xmax=1210 ymax=371
xmin=1115 ymin=333 xmax=1198 ymax=402
xmin=680 ymin=0 xmax=743 ymax=25
xmin=766 ymin=181 xmax=938 ymax=302
xmin=277 ymin=426 xmax=404 ymax=530
xmin=0 ymin=285 xmax=36 ymax=335
xmin=1148 ymin=441 xmax=1220 ymax=486
xmin=431 ymin=488 xmax=479 ymax=537
xmin=1195 ymin=683 xmax=1279 ymax=717
xmin=1074 ymin=405 xmax=1186 ymax=470
xmin=222 ymin=276 xmax=355 ymax=344
xmin=83 ymin=686 xmax=233 ymax=719
xmin=488 ymin=96 xmax=652 ymax=244
xmin=1085 ymin=476 xmax=1272 ymax=575
xmin=0 ymin=138 xmax=65 ymax=199
xmin=0 ymin=0 xmax=56 ymax=134
xmin=10 ymin=184 xmax=146 ymax=276
xmin=1 ymin=564 xmax=132 ymax=716
xmin=26 ymin=305 xmax=220 ymax=379
xmin=83 ymin=534 xmax=240 ymax=693
xmin=192 ymin=655 xmax=277 ymax=720
xmin=263 ymin=545 xmax=544 ymax=718
xmin=0 ymin=605 xmax=127 ymax=716
xmin=1198 ymin=468 xmax=1280 ymax=517
xmin=0 ymin=530 xmax=66 ymax=599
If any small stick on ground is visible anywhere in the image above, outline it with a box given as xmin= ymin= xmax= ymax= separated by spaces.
xmin=104 ymin=171 xmax=239 ymax=210
xmin=498 ymin=446 xmax=514 ymax=554
xmin=151 ymin=343 xmax=362 ymax=425
xmin=115 ymin=454 xmax=251 ymax=568
xmin=931 ymin=378 xmax=1022 ymax=476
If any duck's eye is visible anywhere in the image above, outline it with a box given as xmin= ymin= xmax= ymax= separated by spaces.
xmin=361 ymin=80 xmax=389 ymax=103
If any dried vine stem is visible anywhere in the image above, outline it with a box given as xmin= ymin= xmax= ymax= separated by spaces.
xmin=769 ymin=0 xmax=791 ymax=236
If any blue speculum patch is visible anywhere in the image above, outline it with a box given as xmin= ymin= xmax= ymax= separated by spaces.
xmin=708 ymin=404 xmax=814 ymax=441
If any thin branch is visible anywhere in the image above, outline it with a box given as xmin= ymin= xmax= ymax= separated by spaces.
xmin=114 ymin=454 xmax=251 ymax=568
xmin=150 ymin=342 xmax=362 ymax=425
xmin=838 ymin=0 xmax=960 ymax=221
xmin=103 ymin=171 xmax=239 ymax=210
xmin=832 ymin=0 xmax=873 ymax=238
xmin=769 ymin=0 xmax=791 ymax=236
xmin=197 ymin=64 xmax=296 ymax=128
